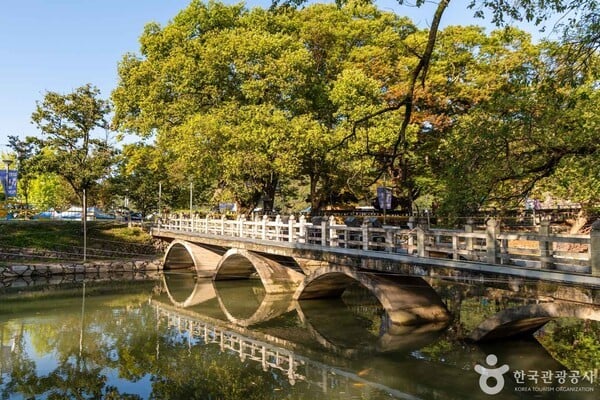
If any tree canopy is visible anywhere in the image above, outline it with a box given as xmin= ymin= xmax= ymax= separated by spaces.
xmin=107 ymin=0 xmax=599 ymax=218
xmin=30 ymin=84 xmax=116 ymax=218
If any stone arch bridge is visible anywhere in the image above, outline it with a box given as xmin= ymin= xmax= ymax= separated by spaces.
xmin=154 ymin=228 xmax=600 ymax=341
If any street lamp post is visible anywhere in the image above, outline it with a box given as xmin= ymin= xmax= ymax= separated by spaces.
xmin=83 ymin=188 xmax=87 ymax=262
xmin=125 ymin=189 xmax=131 ymax=227
xmin=158 ymin=181 xmax=162 ymax=222
xmin=189 ymin=181 xmax=193 ymax=219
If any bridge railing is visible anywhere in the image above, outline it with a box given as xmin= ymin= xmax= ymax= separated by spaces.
xmin=157 ymin=215 xmax=599 ymax=275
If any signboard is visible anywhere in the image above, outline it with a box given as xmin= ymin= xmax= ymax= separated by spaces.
xmin=0 ymin=170 xmax=18 ymax=197
xmin=377 ymin=187 xmax=392 ymax=210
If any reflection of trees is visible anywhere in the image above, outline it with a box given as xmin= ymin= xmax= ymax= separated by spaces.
xmin=2 ymin=289 xmax=157 ymax=399
xmin=150 ymin=341 xmax=308 ymax=400
xmin=536 ymin=319 xmax=600 ymax=373
xmin=3 ymin=324 xmax=38 ymax=400
xmin=3 ymin=291 xmax=306 ymax=399
xmin=2 ymin=280 xmax=599 ymax=398
xmin=36 ymin=359 xmax=106 ymax=399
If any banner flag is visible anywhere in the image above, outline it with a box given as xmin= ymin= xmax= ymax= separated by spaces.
xmin=377 ymin=186 xmax=392 ymax=210
xmin=0 ymin=170 xmax=18 ymax=197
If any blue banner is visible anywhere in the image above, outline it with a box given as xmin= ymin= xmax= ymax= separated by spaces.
xmin=377 ymin=187 xmax=392 ymax=210
xmin=0 ymin=170 xmax=18 ymax=197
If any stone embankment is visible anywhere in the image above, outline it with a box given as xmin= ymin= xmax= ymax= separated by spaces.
xmin=0 ymin=241 xmax=164 ymax=286
xmin=1 ymin=258 xmax=162 ymax=279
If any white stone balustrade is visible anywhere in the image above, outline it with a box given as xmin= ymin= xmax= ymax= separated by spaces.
xmin=157 ymin=215 xmax=598 ymax=275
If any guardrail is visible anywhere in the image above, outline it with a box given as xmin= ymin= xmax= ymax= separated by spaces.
xmin=156 ymin=215 xmax=599 ymax=276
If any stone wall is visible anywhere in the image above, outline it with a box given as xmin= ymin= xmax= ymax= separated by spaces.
xmin=0 ymin=258 xmax=163 ymax=281
xmin=0 ymin=243 xmax=162 ymax=262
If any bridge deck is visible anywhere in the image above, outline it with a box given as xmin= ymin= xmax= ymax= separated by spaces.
xmin=153 ymin=228 xmax=600 ymax=289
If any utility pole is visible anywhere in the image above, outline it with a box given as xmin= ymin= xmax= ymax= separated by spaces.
xmin=158 ymin=181 xmax=162 ymax=221
xmin=83 ymin=189 xmax=87 ymax=262
xmin=189 ymin=181 xmax=193 ymax=218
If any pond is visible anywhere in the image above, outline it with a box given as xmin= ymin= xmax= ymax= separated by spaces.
xmin=0 ymin=272 xmax=597 ymax=399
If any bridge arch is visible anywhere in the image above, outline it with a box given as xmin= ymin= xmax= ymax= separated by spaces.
xmin=163 ymin=240 xmax=226 ymax=277
xmin=216 ymin=290 xmax=295 ymax=327
xmin=214 ymin=248 xmax=304 ymax=294
xmin=470 ymin=302 xmax=600 ymax=342
xmin=162 ymin=274 xmax=217 ymax=308
xmin=294 ymin=265 xmax=450 ymax=326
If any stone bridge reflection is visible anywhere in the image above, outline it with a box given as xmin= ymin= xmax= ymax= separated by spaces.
xmin=161 ymin=264 xmax=600 ymax=343
xmin=156 ymin=268 xmax=600 ymax=397
xmin=161 ymin=271 xmax=450 ymax=354
xmin=153 ymin=283 xmax=594 ymax=400
xmin=156 ymin=303 xmax=454 ymax=398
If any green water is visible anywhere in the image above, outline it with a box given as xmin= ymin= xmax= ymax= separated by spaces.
xmin=0 ymin=274 xmax=597 ymax=399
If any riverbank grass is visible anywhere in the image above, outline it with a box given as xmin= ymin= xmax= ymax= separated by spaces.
xmin=0 ymin=220 xmax=155 ymax=256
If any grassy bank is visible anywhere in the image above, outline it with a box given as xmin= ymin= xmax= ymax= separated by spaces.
xmin=0 ymin=220 xmax=158 ymax=261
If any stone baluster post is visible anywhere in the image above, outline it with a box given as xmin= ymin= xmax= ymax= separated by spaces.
xmin=262 ymin=215 xmax=268 ymax=240
xmin=321 ymin=216 xmax=329 ymax=246
xmin=328 ymin=215 xmax=337 ymax=247
xmin=417 ymin=218 xmax=429 ymax=257
xmin=298 ymin=215 xmax=306 ymax=244
xmin=362 ymin=219 xmax=369 ymax=251
xmin=464 ymin=218 xmax=474 ymax=256
xmin=590 ymin=219 xmax=600 ymax=276
xmin=220 ymin=215 xmax=226 ymax=236
xmin=407 ymin=216 xmax=416 ymax=254
xmin=235 ymin=215 xmax=241 ymax=237
xmin=275 ymin=215 xmax=282 ymax=241
xmin=416 ymin=226 xmax=426 ymax=257
xmin=288 ymin=215 xmax=296 ymax=243
xmin=452 ymin=233 xmax=459 ymax=260
xmin=385 ymin=227 xmax=394 ymax=253
xmin=539 ymin=220 xmax=552 ymax=269
xmin=239 ymin=215 xmax=246 ymax=238
xmin=486 ymin=218 xmax=499 ymax=264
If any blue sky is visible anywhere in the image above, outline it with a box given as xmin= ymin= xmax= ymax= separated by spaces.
xmin=0 ymin=0 xmax=554 ymax=149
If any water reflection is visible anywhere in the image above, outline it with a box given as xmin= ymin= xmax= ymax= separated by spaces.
xmin=296 ymin=287 xmax=447 ymax=355
xmin=215 ymin=280 xmax=295 ymax=327
xmin=162 ymin=271 xmax=216 ymax=307
xmin=0 ymin=274 xmax=597 ymax=399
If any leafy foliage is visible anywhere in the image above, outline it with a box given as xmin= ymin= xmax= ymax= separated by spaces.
xmin=110 ymin=1 xmax=600 ymax=217
xmin=30 ymin=84 xmax=117 ymax=218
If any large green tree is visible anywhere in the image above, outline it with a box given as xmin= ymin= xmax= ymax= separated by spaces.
xmin=113 ymin=0 xmax=599 ymax=217
xmin=437 ymin=39 xmax=599 ymax=216
xmin=31 ymin=84 xmax=116 ymax=221
xmin=111 ymin=143 xmax=171 ymax=217
xmin=298 ymin=0 xmax=600 ymax=212
xmin=113 ymin=1 xmax=421 ymax=212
